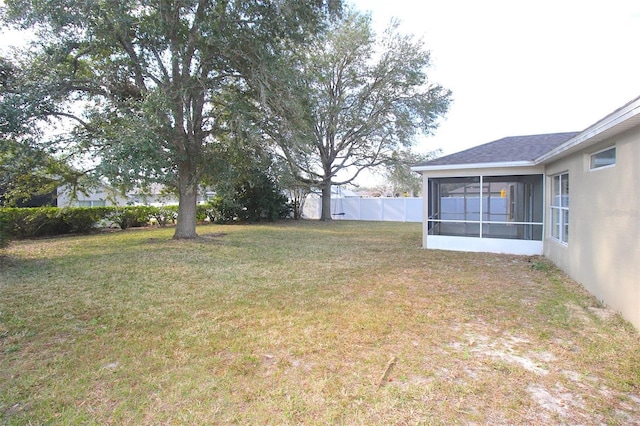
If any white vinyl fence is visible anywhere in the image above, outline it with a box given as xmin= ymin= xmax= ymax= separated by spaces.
xmin=303 ymin=197 xmax=423 ymax=222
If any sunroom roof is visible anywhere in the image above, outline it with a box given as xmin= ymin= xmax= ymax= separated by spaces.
xmin=414 ymin=132 xmax=579 ymax=168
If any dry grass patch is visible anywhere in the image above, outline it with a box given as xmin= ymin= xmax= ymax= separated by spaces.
xmin=1 ymin=221 xmax=639 ymax=424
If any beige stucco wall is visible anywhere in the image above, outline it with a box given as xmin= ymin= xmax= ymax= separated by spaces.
xmin=544 ymin=126 xmax=640 ymax=330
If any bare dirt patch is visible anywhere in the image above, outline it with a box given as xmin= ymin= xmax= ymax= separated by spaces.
xmin=446 ymin=318 xmax=640 ymax=424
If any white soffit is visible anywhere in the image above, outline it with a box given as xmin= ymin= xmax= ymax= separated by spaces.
xmin=410 ymin=160 xmax=535 ymax=173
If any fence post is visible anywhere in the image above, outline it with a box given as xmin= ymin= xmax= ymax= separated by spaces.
xmin=406 ymin=198 xmax=411 ymax=222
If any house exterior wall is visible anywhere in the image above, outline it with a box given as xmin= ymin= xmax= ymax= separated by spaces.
xmin=57 ymin=185 xmax=181 ymax=207
xmin=57 ymin=185 xmax=128 ymax=207
xmin=544 ymin=126 xmax=640 ymax=330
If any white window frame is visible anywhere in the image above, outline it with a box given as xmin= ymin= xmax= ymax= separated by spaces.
xmin=550 ymin=173 xmax=569 ymax=244
xmin=78 ymin=199 xmax=106 ymax=207
xmin=589 ymin=146 xmax=616 ymax=170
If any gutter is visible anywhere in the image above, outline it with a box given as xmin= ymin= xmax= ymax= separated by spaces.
xmin=535 ymin=95 xmax=640 ymax=164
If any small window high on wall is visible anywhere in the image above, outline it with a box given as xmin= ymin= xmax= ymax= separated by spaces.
xmin=590 ymin=146 xmax=616 ymax=170
xmin=427 ymin=175 xmax=544 ymax=241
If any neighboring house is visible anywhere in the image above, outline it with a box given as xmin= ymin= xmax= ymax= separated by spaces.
xmin=57 ymin=183 xmax=182 ymax=207
xmin=412 ymin=95 xmax=640 ymax=330
xmin=126 ymin=183 xmax=181 ymax=206
xmin=57 ymin=184 xmax=128 ymax=207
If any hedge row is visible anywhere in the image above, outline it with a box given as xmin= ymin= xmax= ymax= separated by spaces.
xmin=0 ymin=199 xmax=288 ymax=242
xmin=0 ymin=206 xmax=202 ymax=239
xmin=0 ymin=210 xmax=10 ymax=249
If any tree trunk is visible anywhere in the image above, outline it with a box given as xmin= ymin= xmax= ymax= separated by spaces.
xmin=173 ymin=163 xmax=199 ymax=239
xmin=320 ymin=181 xmax=333 ymax=221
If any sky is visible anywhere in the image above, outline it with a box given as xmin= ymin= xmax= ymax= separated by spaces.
xmin=2 ymin=1 xmax=640 ymax=187
xmin=351 ymin=0 xmax=640 ymax=156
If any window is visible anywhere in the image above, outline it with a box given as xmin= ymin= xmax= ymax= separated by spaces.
xmin=550 ymin=173 xmax=569 ymax=244
xmin=590 ymin=146 xmax=616 ymax=170
xmin=78 ymin=200 xmax=106 ymax=207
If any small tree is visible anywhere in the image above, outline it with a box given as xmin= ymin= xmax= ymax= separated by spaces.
xmin=276 ymin=158 xmax=312 ymax=220
xmin=286 ymin=184 xmax=312 ymax=220
xmin=206 ymin=137 xmax=289 ymax=224
xmin=384 ymin=149 xmax=441 ymax=197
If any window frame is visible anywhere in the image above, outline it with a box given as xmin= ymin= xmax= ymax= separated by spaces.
xmin=589 ymin=146 xmax=616 ymax=171
xmin=77 ymin=199 xmax=106 ymax=207
xmin=426 ymin=174 xmax=544 ymax=241
xmin=550 ymin=172 xmax=569 ymax=244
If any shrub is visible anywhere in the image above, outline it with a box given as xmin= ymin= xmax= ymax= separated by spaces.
xmin=0 ymin=207 xmax=110 ymax=237
xmin=149 ymin=206 xmax=178 ymax=226
xmin=207 ymin=136 xmax=291 ymax=224
xmin=0 ymin=209 xmax=12 ymax=249
xmin=107 ymin=206 xmax=154 ymax=230
xmin=196 ymin=204 xmax=208 ymax=222
xmin=205 ymin=195 xmax=240 ymax=224
xmin=237 ymin=186 xmax=290 ymax=222
xmin=147 ymin=205 xmax=206 ymax=225
xmin=2 ymin=207 xmax=66 ymax=237
xmin=0 ymin=206 xmax=158 ymax=237
xmin=205 ymin=188 xmax=290 ymax=224
xmin=60 ymin=207 xmax=110 ymax=234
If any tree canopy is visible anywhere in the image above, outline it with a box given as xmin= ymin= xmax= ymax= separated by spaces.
xmin=1 ymin=0 xmax=341 ymax=237
xmin=383 ymin=148 xmax=441 ymax=197
xmin=256 ymin=11 xmax=451 ymax=220
xmin=0 ymin=56 xmax=83 ymax=206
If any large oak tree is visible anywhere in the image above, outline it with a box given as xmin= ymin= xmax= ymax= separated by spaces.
xmin=1 ymin=0 xmax=340 ymax=238
xmin=257 ymin=11 xmax=451 ymax=220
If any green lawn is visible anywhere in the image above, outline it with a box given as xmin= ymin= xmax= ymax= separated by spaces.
xmin=1 ymin=221 xmax=639 ymax=424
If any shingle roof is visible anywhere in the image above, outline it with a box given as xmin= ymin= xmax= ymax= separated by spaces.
xmin=416 ymin=132 xmax=580 ymax=167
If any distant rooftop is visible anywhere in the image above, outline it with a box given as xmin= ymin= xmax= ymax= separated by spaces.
xmin=415 ymin=132 xmax=580 ymax=167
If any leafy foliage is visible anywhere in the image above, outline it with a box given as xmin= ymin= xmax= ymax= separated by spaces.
xmin=1 ymin=207 xmax=109 ymax=237
xmin=205 ymin=139 xmax=290 ymax=224
xmin=149 ymin=205 xmax=178 ymax=227
xmin=0 ymin=208 xmax=11 ymax=249
xmin=0 ymin=57 xmax=86 ymax=206
xmin=0 ymin=139 xmax=82 ymax=207
xmin=384 ymin=149 xmax=441 ymax=197
xmin=107 ymin=206 xmax=155 ymax=230
xmin=1 ymin=0 xmax=342 ymax=238
xmin=255 ymin=10 xmax=451 ymax=219
xmin=0 ymin=205 xmax=183 ymax=237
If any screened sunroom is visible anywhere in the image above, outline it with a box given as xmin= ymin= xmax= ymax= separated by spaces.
xmin=427 ymin=174 xmax=544 ymax=240
xmin=420 ymin=173 xmax=545 ymax=255
xmin=412 ymin=133 xmax=580 ymax=255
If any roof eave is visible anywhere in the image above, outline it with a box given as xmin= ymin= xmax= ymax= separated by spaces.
xmin=411 ymin=160 xmax=536 ymax=173
xmin=535 ymin=95 xmax=640 ymax=164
